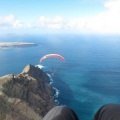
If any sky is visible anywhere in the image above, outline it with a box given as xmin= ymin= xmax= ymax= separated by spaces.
xmin=0 ymin=0 xmax=120 ymax=35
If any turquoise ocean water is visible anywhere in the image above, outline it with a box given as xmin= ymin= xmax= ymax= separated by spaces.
xmin=1 ymin=35 xmax=120 ymax=120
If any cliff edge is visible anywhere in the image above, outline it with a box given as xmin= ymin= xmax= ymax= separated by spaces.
xmin=0 ymin=64 xmax=55 ymax=120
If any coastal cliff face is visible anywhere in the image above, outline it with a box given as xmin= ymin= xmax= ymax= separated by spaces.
xmin=0 ymin=65 xmax=55 ymax=120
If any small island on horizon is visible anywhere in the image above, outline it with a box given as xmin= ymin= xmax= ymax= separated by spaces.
xmin=0 ymin=42 xmax=38 ymax=48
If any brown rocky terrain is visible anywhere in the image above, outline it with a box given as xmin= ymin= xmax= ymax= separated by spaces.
xmin=0 ymin=64 xmax=56 ymax=120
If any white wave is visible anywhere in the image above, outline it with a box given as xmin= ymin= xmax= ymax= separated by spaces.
xmin=35 ymin=64 xmax=44 ymax=69
xmin=46 ymin=73 xmax=60 ymax=105
xmin=54 ymin=100 xmax=60 ymax=105
xmin=46 ymin=73 xmax=53 ymax=85
xmin=47 ymin=73 xmax=60 ymax=98
xmin=53 ymin=87 xmax=60 ymax=98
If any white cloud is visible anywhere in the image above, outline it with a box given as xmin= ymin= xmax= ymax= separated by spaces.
xmin=36 ymin=0 xmax=120 ymax=34
xmin=38 ymin=16 xmax=65 ymax=29
xmin=13 ymin=20 xmax=24 ymax=28
xmin=1 ymin=0 xmax=120 ymax=34
xmin=94 ymin=0 xmax=120 ymax=33
xmin=92 ymin=0 xmax=120 ymax=33
xmin=65 ymin=0 xmax=120 ymax=34
xmin=0 ymin=15 xmax=24 ymax=30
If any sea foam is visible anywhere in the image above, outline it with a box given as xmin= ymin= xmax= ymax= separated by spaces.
xmin=46 ymin=73 xmax=60 ymax=105
xmin=35 ymin=65 xmax=60 ymax=105
xmin=35 ymin=64 xmax=44 ymax=69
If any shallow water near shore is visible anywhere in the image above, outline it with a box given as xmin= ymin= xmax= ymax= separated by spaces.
xmin=1 ymin=35 xmax=120 ymax=120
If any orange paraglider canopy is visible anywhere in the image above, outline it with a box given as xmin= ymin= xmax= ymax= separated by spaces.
xmin=40 ymin=54 xmax=65 ymax=63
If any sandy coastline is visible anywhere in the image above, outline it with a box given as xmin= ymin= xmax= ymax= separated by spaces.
xmin=0 ymin=42 xmax=37 ymax=48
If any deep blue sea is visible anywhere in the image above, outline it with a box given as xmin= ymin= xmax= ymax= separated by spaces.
xmin=1 ymin=34 xmax=120 ymax=120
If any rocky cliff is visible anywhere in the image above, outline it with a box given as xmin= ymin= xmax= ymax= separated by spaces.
xmin=0 ymin=65 xmax=56 ymax=120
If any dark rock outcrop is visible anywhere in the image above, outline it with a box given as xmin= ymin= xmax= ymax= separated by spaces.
xmin=0 ymin=65 xmax=56 ymax=120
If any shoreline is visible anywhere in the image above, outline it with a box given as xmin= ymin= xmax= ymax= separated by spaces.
xmin=0 ymin=42 xmax=38 ymax=48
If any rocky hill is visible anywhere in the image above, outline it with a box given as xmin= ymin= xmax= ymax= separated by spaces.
xmin=0 ymin=65 xmax=56 ymax=120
